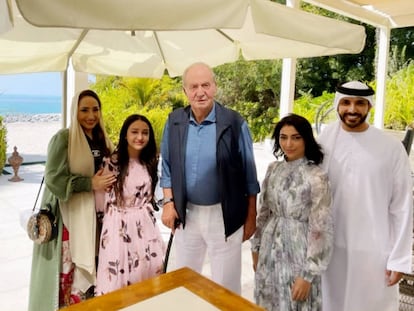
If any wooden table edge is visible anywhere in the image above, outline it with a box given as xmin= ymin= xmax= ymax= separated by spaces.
xmin=60 ymin=267 xmax=264 ymax=310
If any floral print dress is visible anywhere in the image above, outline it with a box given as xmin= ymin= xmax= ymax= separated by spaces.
xmin=95 ymin=157 xmax=165 ymax=295
xmin=251 ymin=157 xmax=333 ymax=311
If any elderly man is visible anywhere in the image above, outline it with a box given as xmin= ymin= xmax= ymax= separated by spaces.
xmin=160 ymin=62 xmax=260 ymax=294
xmin=318 ymin=81 xmax=413 ymax=311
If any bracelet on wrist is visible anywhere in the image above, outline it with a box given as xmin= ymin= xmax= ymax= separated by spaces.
xmin=162 ymin=197 xmax=174 ymax=206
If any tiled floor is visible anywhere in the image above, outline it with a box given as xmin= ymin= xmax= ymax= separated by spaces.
xmin=0 ymin=164 xmax=44 ymax=311
xmin=0 ymin=143 xmax=274 ymax=311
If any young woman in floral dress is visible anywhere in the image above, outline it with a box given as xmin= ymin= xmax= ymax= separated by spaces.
xmin=251 ymin=114 xmax=333 ymax=311
xmin=95 ymin=114 xmax=165 ymax=295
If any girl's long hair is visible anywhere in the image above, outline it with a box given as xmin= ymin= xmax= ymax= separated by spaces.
xmin=113 ymin=114 xmax=158 ymax=205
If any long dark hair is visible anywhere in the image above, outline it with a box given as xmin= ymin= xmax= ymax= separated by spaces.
xmin=113 ymin=114 xmax=158 ymax=205
xmin=78 ymin=89 xmax=111 ymax=157
xmin=271 ymin=113 xmax=324 ymax=164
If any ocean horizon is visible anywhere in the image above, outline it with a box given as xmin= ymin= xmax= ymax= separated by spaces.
xmin=0 ymin=93 xmax=61 ymax=115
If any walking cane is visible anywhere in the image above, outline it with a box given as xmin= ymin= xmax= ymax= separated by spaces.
xmin=163 ymin=219 xmax=180 ymax=273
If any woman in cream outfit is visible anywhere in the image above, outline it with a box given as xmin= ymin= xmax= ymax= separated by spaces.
xmin=28 ymin=90 xmax=115 ymax=310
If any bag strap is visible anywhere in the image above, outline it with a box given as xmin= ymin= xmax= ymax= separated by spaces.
xmin=32 ymin=176 xmax=45 ymax=212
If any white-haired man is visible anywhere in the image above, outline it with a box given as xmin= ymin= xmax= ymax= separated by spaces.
xmin=318 ymin=81 xmax=413 ymax=311
xmin=160 ymin=62 xmax=260 ymax=294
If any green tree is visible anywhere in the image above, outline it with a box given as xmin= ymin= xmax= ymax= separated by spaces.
xmin=295 ymin=3 xmax=376 ymax=96
xmin=390 ymin=27 xmax=414 ymax=68
xmin=92 ymin=75 xmax=181 ymax=146
xmin=268 ymin=1 xmax=412 ymax=100
xmin=214 ymin=59 xmax=281 ymax=140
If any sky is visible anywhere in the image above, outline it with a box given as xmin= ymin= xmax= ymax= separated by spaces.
xmin=0 ymin=72 xmax=62 ymax=96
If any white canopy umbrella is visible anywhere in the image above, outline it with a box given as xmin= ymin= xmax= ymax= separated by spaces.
xmin=0 ymin=0 xmax=367 ymax=126
xmin=0 ymin=0 xmax=12 ymax=34
xmin=303 ymin=0 xmax=414 ymax=29
xmin=1 ymin=0 xmax=366 ymax=78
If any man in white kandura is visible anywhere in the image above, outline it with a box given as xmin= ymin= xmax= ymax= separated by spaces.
xmin=318 ymin=80 xmax=413 ymax=311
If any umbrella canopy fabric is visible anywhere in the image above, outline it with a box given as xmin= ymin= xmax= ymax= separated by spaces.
xmin=303 ymin=0 xmax=414 ymax=29
xmin=0 ymin=0 xmax=366 ymax=78
xmin=0 ymin=0 xmax=12 ymax=34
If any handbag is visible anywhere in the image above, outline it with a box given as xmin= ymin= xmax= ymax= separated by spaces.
xmin=26 ymin=176 xmax=58 ymax=244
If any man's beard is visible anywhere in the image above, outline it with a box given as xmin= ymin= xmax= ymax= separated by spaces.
xmin=339 ymin=112 xmax=368 ymax=128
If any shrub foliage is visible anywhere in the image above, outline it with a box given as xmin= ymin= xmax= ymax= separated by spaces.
xmin=91 ymin=60 xmax=414 ymax=145
xmin=0 ymin=116 xmax=7 ymax=174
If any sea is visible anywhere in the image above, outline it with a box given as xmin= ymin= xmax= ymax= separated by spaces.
xmin=0 ymin=94 xmax=61 ymax=115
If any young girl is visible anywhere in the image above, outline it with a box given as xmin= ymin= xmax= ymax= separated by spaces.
xmin=95 ymin=114 xmax=165 ymax=295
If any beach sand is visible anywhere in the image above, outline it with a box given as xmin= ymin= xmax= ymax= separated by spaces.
xmin=5 ymin=121 xmax=61 ymax=163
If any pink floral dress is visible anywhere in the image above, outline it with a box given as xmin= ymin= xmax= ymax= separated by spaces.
xmin=95 ymin=157 xmax=165 ymax=296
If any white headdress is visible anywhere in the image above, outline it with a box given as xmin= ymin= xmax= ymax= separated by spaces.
xmin=334 ymin=81 xmax=375 ymax=110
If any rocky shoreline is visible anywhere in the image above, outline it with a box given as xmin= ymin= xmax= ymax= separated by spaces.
xmin=1 ymin=113 xmax=61 ymax=123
